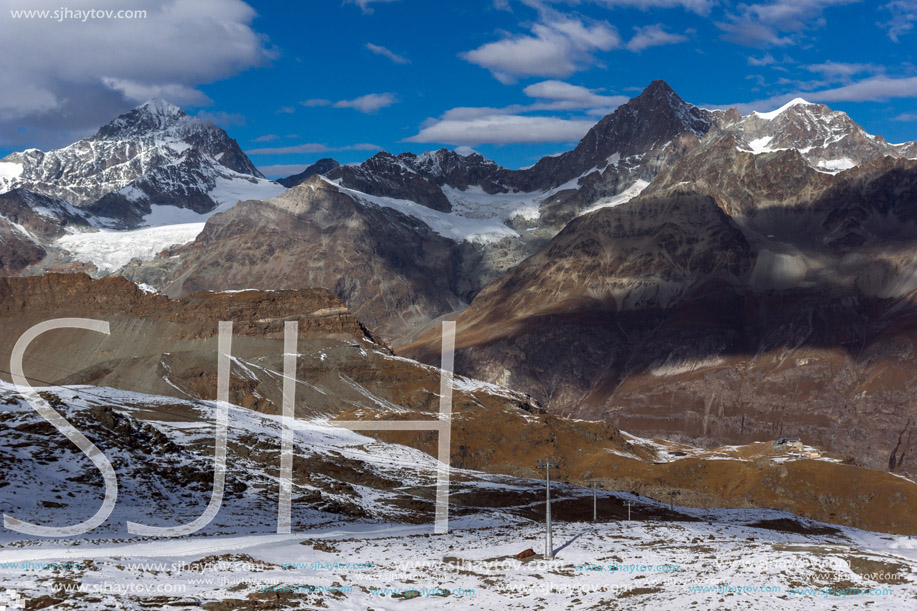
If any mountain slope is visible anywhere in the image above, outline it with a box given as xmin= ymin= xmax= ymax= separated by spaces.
xmin=401 ymin=142 xmax=917 ymax=478
xmin=162 ymin=176 xmax=473 ymax=340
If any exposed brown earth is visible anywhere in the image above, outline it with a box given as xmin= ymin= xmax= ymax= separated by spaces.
xmin=3 ymin=273 xmax=917 ymax=534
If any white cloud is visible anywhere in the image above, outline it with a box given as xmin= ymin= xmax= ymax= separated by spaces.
xmin=461 ymin=16 xmax=620 ymax=82
xmin=587 ymin=0 xmax=714 ymax=13
xmin=295 ymin=93 xmax=398 ymax=114
xmin=625 ymin=24 xmax=688 ymax=52
xmin=893 ymin=112 xmax=917 ymax=121
xmin=522 ymin=79 xmax=628 ymax=109
xmin=366 ymin=42 xmax=410 ymax=64
xmin=276 ymin=106 xmax=296 ymax=114
xmin=332 ymin=93 xmax=398 ymax=113
xmin=811 ymin=75 xmax=917 ymax=102
xmin=748 ymin=53 xmax=777 ymax=66
xmin=453 ymin=146 xmax=479 ymax=156
xmin=0 ymin=0 xmax=273 ymax=147
xmin=101 ymin=78 xmax=210 ymax=106
xmin=803 ymin=61 xmax=883 ymax=80
xmin=712 ymin=74 xmax=917 ymax=114
xmin=407 ymin=78 xmax=626 ymax=145
xmin=406 ymin=114 xmax=594 ymax=145
xmin=252 ymin=134 xmax=280 ymax=142
xmin=247 ymin=142 xmax=380 ymax=155
xmin=344 ymin=0 xmax=399 ymax=13
xmin=882 ymin=0 xmax=917 ymax=41
xmin=717 ymin=0 xmax=859 ymax=47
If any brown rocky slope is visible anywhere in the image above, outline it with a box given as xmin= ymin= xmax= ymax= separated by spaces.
xmin=2 ymin=274 xmax=917 ymax=534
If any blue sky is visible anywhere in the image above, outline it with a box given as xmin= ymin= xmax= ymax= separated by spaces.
xmin=1 ymin=0 xmax=916 ymax=175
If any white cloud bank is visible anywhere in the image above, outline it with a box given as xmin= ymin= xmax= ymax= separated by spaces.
xmin=0 ymin=0 xmax=273 ymax=148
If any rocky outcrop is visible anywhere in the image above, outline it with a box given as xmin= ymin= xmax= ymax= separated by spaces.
xmin=0 ymin=272 xmax=370 ymax=339
xmin=723 ymin=98 xmax=910 ymax=171
xmin=278 ymin=157 xmax=341 ymax=188
xmin=162 ymin=176 xmax=471 ymax=341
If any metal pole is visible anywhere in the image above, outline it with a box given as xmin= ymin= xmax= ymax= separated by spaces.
xmin=536 ymin=458 xmax=558 ymax=561
xmin=592 ymin=481 xmax=597 ymax=522
xmin=624 ymin=501 xmax=634 ymax=521
xmin=545 ymin=463 xmax=553 ymax=560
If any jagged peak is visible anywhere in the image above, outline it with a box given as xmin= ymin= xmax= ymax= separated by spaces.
xmin=136 ymin=98 xmax=186 ymax=116
xmin=93 ymin=99 xmax=199 ymax=141
xmin=643 ymin=79 xmax=676 ymax=96
xmin=630 ymin=79 xmax=688 ymax=109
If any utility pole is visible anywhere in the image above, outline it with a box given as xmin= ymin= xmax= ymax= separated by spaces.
xmin=668 ymin=490 xmax=680 ymax=511
xmin=536 ymin=458 xmax=559 ymax=560
xmin=624 ymin=500 xmax=635 ymax=522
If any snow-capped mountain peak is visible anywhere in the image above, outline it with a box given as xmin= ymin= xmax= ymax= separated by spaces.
xmin=0 ymin=99 xmax=279 ymax=222
xmin=94 ymin=98 xmax=191 ymax=141
xmin=731 ymin=97 xmax=913 ymax=171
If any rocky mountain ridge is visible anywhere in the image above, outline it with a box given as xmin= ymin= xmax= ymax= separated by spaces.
xmin=0 ymin=99 xmax=280 ymax=225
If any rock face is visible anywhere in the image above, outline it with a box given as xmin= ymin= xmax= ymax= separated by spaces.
xmin=325 ymin=148 xmax=523 ymax=213
xmin=0 ymin=188 xmax=93 ymax=239
xmin=0 ymin=99 xmax=281 ymax=225
xmin=512 ymin=80 xmax=713 ymax=191
xmin=403 ymin=190 xmax=755 ymax=409
xmin=322 ymin=82 xmax=716 ymax=228
xmin=0 ymin=189 xmax=94 ymax=274
xmin=0 ymin=272 xmax=370 ymax=339
xmin=401 ymin=140 xmax=917 ymax=478
xmin=325 ymin=149 xmax=513 ymax=213
xmin=163 ymin=176 xmax=471 ymax=340
xmin=278 ymin=157 xmax=341 ymax=188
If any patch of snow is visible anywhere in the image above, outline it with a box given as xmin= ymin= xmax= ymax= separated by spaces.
xmin=579 ymin=179 xmax=649 ymax=215
xmin=651 ymin=356 xmax=725 ymax=377
xmin=747 ymin=136 xmax=775 ymax=153
xmin=442 ymin=185 xmax=546 ymax=224
xmin=57 ymin=174 xmax=285 ymax=270
xmin=753 ymin=97 xmax=813 ymax=121
xmin=207 ymin=173 xmax=286 ymax=208
xmin=0 ymin=215 xmax=37 ymax=240
xmin=56 ymin=222 xmax=206 ymax=271
xmin=0 ymin=161 xmax=23 ymax=180
xmin=816 ymin=157 xmax=856 ymax=174
xmin=330 ymin=179 xmax=520 ymax=244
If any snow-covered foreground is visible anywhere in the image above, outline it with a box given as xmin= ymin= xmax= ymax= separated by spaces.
xmin=1 ymin=508 xmax=916 ymax=610
xmin=1 ymin=383 xmax=916 ymax=609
